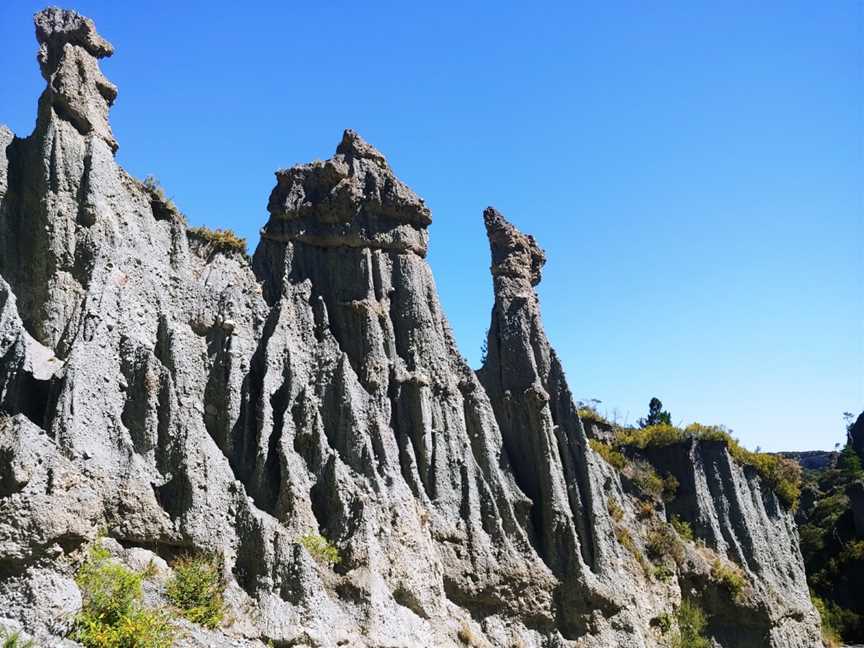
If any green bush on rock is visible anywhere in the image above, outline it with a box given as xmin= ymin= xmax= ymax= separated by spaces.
xmin=646 ymin=524 xmax=684 ymax=566
xmin=73 ymin=544 xmax=174 ymax=648
xmin=711 ymin=559 xmax=747 ymax=597
xmin=670 ymin=515 xmax=694 ymax=542
xmin=299 ymin=533 xmax=342 ymax=566
xmin=589 ymin=438 xmax=626 ymax=470
xmin=166 ymin=553 xmax=226 ymax=629
xmin=671 ymin=599 xmax=711 ymax=648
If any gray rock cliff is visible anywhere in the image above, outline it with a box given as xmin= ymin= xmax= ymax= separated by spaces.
xmin=0 ymin=8 xmax=822 ymax=647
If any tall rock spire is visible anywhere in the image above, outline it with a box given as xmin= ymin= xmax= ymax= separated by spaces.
xmin=477 ymin=207 xmax=619 ymax=634
xmin=35 ymin=7 xmax=118 ymax=152
xmin=0 ymin=9 xmax=122 ymax=352
xmin=484 ymin=206 xmax=546 ymax=287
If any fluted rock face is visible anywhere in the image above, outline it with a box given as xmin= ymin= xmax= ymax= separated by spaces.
xmin=643 ymin=440 xmax=820 ymax=645
xmin=0 ymin=9 xmax=821 ymax=648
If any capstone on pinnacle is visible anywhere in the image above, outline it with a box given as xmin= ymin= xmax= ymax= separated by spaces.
xmin=483 ymin=206 xmax=546 ymax=287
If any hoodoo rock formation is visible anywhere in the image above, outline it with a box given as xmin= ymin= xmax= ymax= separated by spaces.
xmin=0 ymin=8 xmax=822 ymax=648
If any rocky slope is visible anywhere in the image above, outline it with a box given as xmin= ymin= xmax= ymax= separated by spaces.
xmin=0 ymin=8 xmax=823 ymax=647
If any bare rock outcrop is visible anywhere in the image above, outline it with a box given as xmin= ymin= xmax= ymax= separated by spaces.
xmin=0 ymin=8 xmax=822 ymax=648
xmin=849 ymin=411 xmax=864 ymax=463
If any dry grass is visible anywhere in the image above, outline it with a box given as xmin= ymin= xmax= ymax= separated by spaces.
xmin=187 ymin=226 xmax=247 ymax=256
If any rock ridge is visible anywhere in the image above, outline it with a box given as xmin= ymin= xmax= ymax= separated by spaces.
xmin=0 ymin=8 xmax=823 ymax=648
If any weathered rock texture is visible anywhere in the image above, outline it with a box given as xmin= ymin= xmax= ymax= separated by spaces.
xmin=0 ymin=8 xmax=822 ymax=647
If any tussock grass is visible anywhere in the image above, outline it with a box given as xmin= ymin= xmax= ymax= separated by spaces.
xmin=187 ymin=226 xmax=247 ymax=256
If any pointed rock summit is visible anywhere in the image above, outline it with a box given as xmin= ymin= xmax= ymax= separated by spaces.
xmin=35 ymin=7 xmax=118 ymax=151
xmin=264 ymin=129 xmax=431 ymax=256
xmin=484 ymin=206 xmax=546 ymax=286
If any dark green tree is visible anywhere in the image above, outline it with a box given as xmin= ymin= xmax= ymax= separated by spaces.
xmin=639 ymin=397 xmax=672 ymax=428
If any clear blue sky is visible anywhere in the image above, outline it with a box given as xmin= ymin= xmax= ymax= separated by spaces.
xmin=1 ymin=2 xmax=861 ymax=451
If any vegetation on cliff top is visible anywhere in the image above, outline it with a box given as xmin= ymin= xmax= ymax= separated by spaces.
xmin=619 ymin=422 xmax=801 ymax=509
xmin=187 ymin=226 xmax=247 ymax=256
xmin=140 ymin=176 xmax=247 ymax=258
xmin=588 ymin=416 xmax=801 ymax=510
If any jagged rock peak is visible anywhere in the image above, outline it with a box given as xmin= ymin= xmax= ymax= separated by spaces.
xmin=34 ymin=6 xmax=118 ymax=151
xmin=262 ymin=129 xmax=431 ymax=255
xmin=335 ymin=128 xmax=388 ymax=165
xmin=35 ymin=7 xmax=114 ymax=74
xmin=268 ymin=128 xmax=430 ymax=226
xmin=483 ymin=206 xmax=546 ymax=287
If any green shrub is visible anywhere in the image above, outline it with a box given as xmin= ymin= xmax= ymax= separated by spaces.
xmin=814 ymin=539 xmax=864 ymax=591
xmin=630 ymin=462 xmax=664 ymax=499
xmin=798 ymin=523 xmax=825 ymax=557
xmin=808 ymin=490 xmax=850 ymax=531
xmin=670 ymin=515 xmax=694 ymax=542
xmin=650 ymin=612 xmax=673 ymax=633
xmin=142 ymin=175 xmax=167 ymax=201
xmin=589 ymin=438 xmax=627 ymax=470
xmin=653 ymin=564 xmax=675 ymax=582
xmin=616 ymin=423 xmax=685 ymax=449
xmin=646 ymin=525 xmax=684 ymax=566
xmin=73 ymin=543 xmax=174 ymax=648
xmin=0 ymin=627 xmax=35 ymax=648
xmin=711 ymin=560 xmax=746 ymax=597
xmin=187 ymin=226 xmax=247 ymax=256
xmin=166 ymin=553 xmax=225 ymax=629
xmin=142 ymin=175 xmax=161 ymax=193
xmin=672 ymin=599 xmax=711 ymax=648
xmin=838 ymin=444 xmax=864 ymax=478
xmin=299 ymin=533 xmax=341 ymax=566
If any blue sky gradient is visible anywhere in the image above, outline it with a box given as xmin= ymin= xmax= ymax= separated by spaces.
xmin=1 ymin=1 xmax=861 ymax=450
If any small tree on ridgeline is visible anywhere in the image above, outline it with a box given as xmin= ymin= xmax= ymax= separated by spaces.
xmin=638 ymin=397 xmax=672 ymax=428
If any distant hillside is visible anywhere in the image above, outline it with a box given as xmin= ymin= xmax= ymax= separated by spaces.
xmin=781 ymin=451 xmax=839 ymax=472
